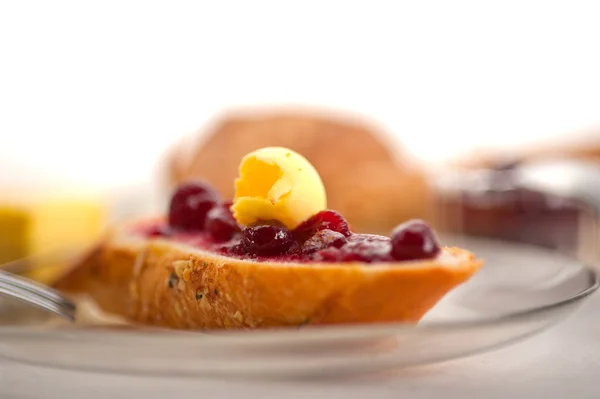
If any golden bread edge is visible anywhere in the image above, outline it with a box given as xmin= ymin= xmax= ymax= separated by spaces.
xmin=54 ymin=232 xmax=483 ymax=329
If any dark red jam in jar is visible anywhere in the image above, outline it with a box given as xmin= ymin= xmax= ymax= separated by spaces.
xmin=436 ymin=161 xmax=586 ymax=251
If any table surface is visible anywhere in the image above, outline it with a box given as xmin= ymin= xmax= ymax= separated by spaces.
xmin=2 ymin=291 xmax=599 ymax=399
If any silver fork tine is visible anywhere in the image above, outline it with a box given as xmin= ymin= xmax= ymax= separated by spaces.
xmin=0 ymin=270 xmax=77 ymax=321
xmin=0 ymin=270 xmax=76 ymax=311
xmin=0 ymin=278 xmax=74 ymax=312
xmin=0 ymin=281 xmax=76 ymax=321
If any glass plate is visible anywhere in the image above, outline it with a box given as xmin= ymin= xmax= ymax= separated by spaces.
xmin=0 ymin=236 xmax=597 ymax=378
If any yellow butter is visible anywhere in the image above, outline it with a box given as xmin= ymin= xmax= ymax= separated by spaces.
xmin=232 ymin=147 xmax=327 ymax=229
xmin=0 ymin=207 xmax=29 ymax=265
xmin=0 ymin=198 xmax=105 ymax=283
xmin=29 ymin=199 xmax=105 ymax=256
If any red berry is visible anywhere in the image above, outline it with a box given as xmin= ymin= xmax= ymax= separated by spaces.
xmin=301 ymin=229 xmax=347 ymax=254
xmin=242 ymin=224 xmax=294 ymax=255
xmin=206 ymin=202 xmax=239 ymax=241
xmin=293 ymin=210 xmax=351 ymax=242
xmin=217 ymin=241 xmax=245 ymax=257
xmin=312 ymin=234 xmax=391 ymax=263
xmin=312 ymin=247 xmax=341 ymax=262
xmin=390 ymin=220 xmax=440 ymax=261
xmin=168 ymin=182 xmax=220 ymax=231
xmin=338 ymin=234 xmax=392 ymax=262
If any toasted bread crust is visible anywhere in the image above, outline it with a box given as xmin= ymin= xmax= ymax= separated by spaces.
xmin=54 ymin=234 xmax=482 ymax=329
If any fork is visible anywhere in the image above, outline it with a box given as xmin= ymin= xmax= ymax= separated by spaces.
xmin=0 ymin=270 xmax=76 ymax=321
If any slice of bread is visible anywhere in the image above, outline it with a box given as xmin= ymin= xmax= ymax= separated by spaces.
xmin=54 ymin=228 xmax=482 ymax=329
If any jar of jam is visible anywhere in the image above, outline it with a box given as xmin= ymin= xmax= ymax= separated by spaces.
xmin=435 ymin=159 xmax=594 ymax=254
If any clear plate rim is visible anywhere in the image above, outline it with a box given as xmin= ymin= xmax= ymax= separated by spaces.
xmin=0 ymin=266 xmax=596 ymax=345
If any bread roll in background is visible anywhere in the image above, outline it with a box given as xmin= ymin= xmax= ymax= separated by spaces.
xmin=165 ymin=109 xmax=434 ymax=234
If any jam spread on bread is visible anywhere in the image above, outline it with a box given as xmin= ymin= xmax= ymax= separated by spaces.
xmin=135 ymin=207 xmax=440 ymax=264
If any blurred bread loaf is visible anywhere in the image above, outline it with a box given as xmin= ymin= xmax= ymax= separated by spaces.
xmin=165 ymin=110 xmax=434 ymax=233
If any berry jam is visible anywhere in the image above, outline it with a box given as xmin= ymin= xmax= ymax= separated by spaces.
xmin=135 ymin=183 xmax=442 ymax=263
xmin=134 ymin=215 xmax=441 ymax=264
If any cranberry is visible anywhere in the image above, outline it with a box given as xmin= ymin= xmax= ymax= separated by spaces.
xmin=168 ymin=182 xmax=220 ymax=231
xmin=301 ymin=229 xmax=347 ymax=254
xmin=293 ymin=210 xmax=352 ymax=242
xmin=206 ymin=202 xmax=239 ymax=241
xmin=242 ymin=224 xmax=294 ymax=255
xmin=217 ymin=241 xmax=245 ymax=257
xmin=390 ymin=220 xmax=440 ymax=261
xmin=313 ymin=247 xmax=341 ymax=262
xmin=339 ymin=234 xmax=392 ymax=262
xmin=312 ymin=234 xmax=391 ymax=263
xmin=285 ymin=241 xmax=302 ymax=256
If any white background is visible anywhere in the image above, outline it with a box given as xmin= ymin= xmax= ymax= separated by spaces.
xmin=2 ymin=4 xmax=600 ymax=396
xmin=1 ymin=0 xmax=600 ymax=194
